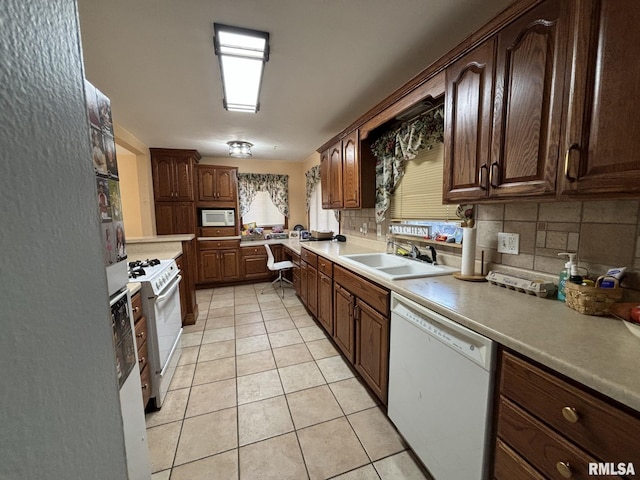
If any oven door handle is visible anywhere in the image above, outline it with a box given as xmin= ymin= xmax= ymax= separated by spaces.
xmin=155 ymin=274 xmax=182 ymax=304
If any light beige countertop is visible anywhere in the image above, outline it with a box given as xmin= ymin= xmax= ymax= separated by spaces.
xmin=128 ymin=234 xmax=195 ymax=243
xmin=240 ymin=238 xmax=303 ymax=254
xmin=126 ymin=243 xmax=183 ymax=261
xmin=297 ymin=238 xmax=640 ymax=413
xmin=126 ymin=235 xmax=193 ymax=261
xmin=127 ymin=282 xmax=141 ymax=295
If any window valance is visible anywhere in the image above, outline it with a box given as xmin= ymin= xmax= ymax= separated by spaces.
xmin=371 ymin=104 xmax=444 ymax=222
xmin=238 ymin=173 xmax=289 ymax=217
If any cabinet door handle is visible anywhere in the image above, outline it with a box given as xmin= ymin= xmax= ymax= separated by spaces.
xmin=556 ymin=461 xmax=573 ymax=478
xmin=478 ymin=164 xmax=488 ymax=190
xmin=564 ymin=143 xmax=580 ymax=182
xmin=138 ymin=356 xmax=145 ymax=364
xmin=561 ymin=406 xmax=579 ymax=423
xmin=354 ymin=304 xmax=359 ymax=321
xmin=489 ymin=161 xmax=499 ymax=188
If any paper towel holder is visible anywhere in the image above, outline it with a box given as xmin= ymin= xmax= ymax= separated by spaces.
xmin=453 ymin=250 xmax=488 ymax=282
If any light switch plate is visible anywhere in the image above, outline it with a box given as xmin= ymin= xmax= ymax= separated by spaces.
xmin=497 ymin=232 xmax=520 ymax=254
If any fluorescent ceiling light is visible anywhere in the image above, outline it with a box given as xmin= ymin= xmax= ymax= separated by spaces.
xmin=214 ymin=23 xmax=270 ymax=113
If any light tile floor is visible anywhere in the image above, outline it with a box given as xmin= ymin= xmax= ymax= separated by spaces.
xmin=146 ymin=283 xmax=430 ymax=480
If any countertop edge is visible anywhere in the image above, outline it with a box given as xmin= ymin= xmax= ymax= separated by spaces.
xmin=128 ymin=234 xmax=195 ymax=243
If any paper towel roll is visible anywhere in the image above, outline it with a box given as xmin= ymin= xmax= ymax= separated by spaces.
xmin=461 ymin=227 xmax=477 ymax=276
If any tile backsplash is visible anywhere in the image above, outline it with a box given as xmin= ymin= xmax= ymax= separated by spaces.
xmin=339 ymin=200 xmax=640 ymax=290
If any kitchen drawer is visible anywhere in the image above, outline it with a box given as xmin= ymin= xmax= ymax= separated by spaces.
xmin=131 ymin=293 xmax=143 ymax=323
xmin=140 ymin=364 xmax=151 ymax=408
xmin=241 ymin=245 xmax=267 ymax=257
xmin=494 ymin=439 xmax=545 ymax=480
xmin=199 ymin=239 xmax=239 ymax=250
xmin=200 ymin=226 xmax=236 ymax=237
xmin=317 ymin=256 xmax=333 ymax=277
xmin=300 ymin=248 xmax=317 ymax=267
xmin=286 ymin=247 xmax=300 ymax=265
xmin=134 ymin=316 xmax=147 ymax=350
xmin=137 ymin=340 xmax=148 ymax=373
xmin=501 ymin=351 xmax=640 ymax=465
xmin=497 ymin=397 xmax=606 ymax=480
xmin=334 ymin=265 xmax=389 ymax=316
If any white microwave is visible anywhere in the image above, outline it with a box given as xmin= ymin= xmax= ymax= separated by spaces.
xmin=201 ymin=209 xmax=235 ymax=227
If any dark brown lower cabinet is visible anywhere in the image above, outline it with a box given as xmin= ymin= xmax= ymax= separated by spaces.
xmin=317 ymin=272 xmax=333 ymax=335
xmin=333 ymin=283 xmax=355 ymax=363
xmin=332 ymin=265 xmax=390 ymax=405
xmin=354 ymin=299 xmax=389 ymax=405
xmin=494 ymin=350 xmax=640 ymax=479
xmin=306 ymin=263 xmax=318 ymax=318
xmin=300 ymin=262 xmax=308 ymax=305
xmin=198 ymin=241 xmax=240 ymax=284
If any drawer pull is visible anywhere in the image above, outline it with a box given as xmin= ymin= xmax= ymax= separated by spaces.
xmin=556 ymin=461 xmax=573 ymax=478
xmin=561 ymin=406 xmax=579 ymax=423
xmin=141 ymin=383 xmax=149 ymax=390
xmin=136 ymin=332 xmax=145 ymax=339
xmin=138 ymin=356 xmax=145 ymax=364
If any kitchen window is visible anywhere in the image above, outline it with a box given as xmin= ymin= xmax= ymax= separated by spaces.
xmin=238 ymin=173 xmax=289 ymax=228
xmin=309 ymin=182 xmax=339 ymax=232
xmin=242 ymin=190 xmax=286 ymax=227
xmin=389 ymin=143 xmax=451 ymax=220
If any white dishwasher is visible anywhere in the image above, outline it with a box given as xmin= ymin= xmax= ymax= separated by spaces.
xmin=388 ymin=292 xmax=496 ymax=480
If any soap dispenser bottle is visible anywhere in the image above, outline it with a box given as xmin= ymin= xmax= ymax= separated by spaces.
xmin=569 ymin=263 xmax=583 ymax=285
xmin=557 ymin=252 xmax=577 ymax=301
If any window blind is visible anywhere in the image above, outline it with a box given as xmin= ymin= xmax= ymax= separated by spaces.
xmin=389 ymin=143 xmax=451 ymax=220
xmin=242 ymin=191 xmax=285 ymax=227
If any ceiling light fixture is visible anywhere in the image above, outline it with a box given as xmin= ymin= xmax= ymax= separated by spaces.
xmin=213 ymin=23 xmax=270 ymax=113
xmin=227 ymin=141 xmax=253 ymax=158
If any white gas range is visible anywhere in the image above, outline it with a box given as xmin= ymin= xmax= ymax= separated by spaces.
xmin=129 ymin=259 xmax=182 ymax=408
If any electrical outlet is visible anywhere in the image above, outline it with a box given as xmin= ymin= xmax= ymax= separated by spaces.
xmin=377 ymin=224 xmax=382 ymax=237
xmin=497 ymin=232 xmax=520 ymax=255
xmin=362 ymin=222 xmax=368 ymax=234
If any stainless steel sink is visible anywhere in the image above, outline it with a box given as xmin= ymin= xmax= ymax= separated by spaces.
xmin=340 ymin=253 xmax=457 ymax=280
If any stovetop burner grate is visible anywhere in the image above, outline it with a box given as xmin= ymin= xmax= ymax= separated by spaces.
xmin=128 ymin=258 xmax=160 ymax=269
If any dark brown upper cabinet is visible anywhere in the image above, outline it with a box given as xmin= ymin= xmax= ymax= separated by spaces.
xmin=443 ymin=39 xmax=496 ymax=203
xmin=559 ymin=0 xmax=640 ymax=198
xmin=490 ymin=0 xmax=569 ymax=199
xmin=444 ymin=0 xmax=569 ymax=203
xmin=197 ymin=165 xmax=238 ymax=206
xmin=320 ymin=130 xmax=375 ymax=210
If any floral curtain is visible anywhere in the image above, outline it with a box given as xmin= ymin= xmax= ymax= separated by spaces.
xmin=371 ymin=105 xmax=444 ymax=222
xmin=237 ymin=173 xmax=289 ymax=217
xmin=305 ymin=165 xmax=340 ymax=222
xmin=305 ymin=165 xmax=322 ymax=212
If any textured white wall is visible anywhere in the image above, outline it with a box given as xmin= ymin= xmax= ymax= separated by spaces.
xmin=0 ymin=1 xmax=129 ymax=479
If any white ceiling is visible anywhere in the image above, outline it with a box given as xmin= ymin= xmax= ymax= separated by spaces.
xmin=77 ymin=0 xmax=513 ymax=161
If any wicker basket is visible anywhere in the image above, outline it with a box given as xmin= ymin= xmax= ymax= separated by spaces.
xmin=565 ymin=276 xmax=623 ymax=315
